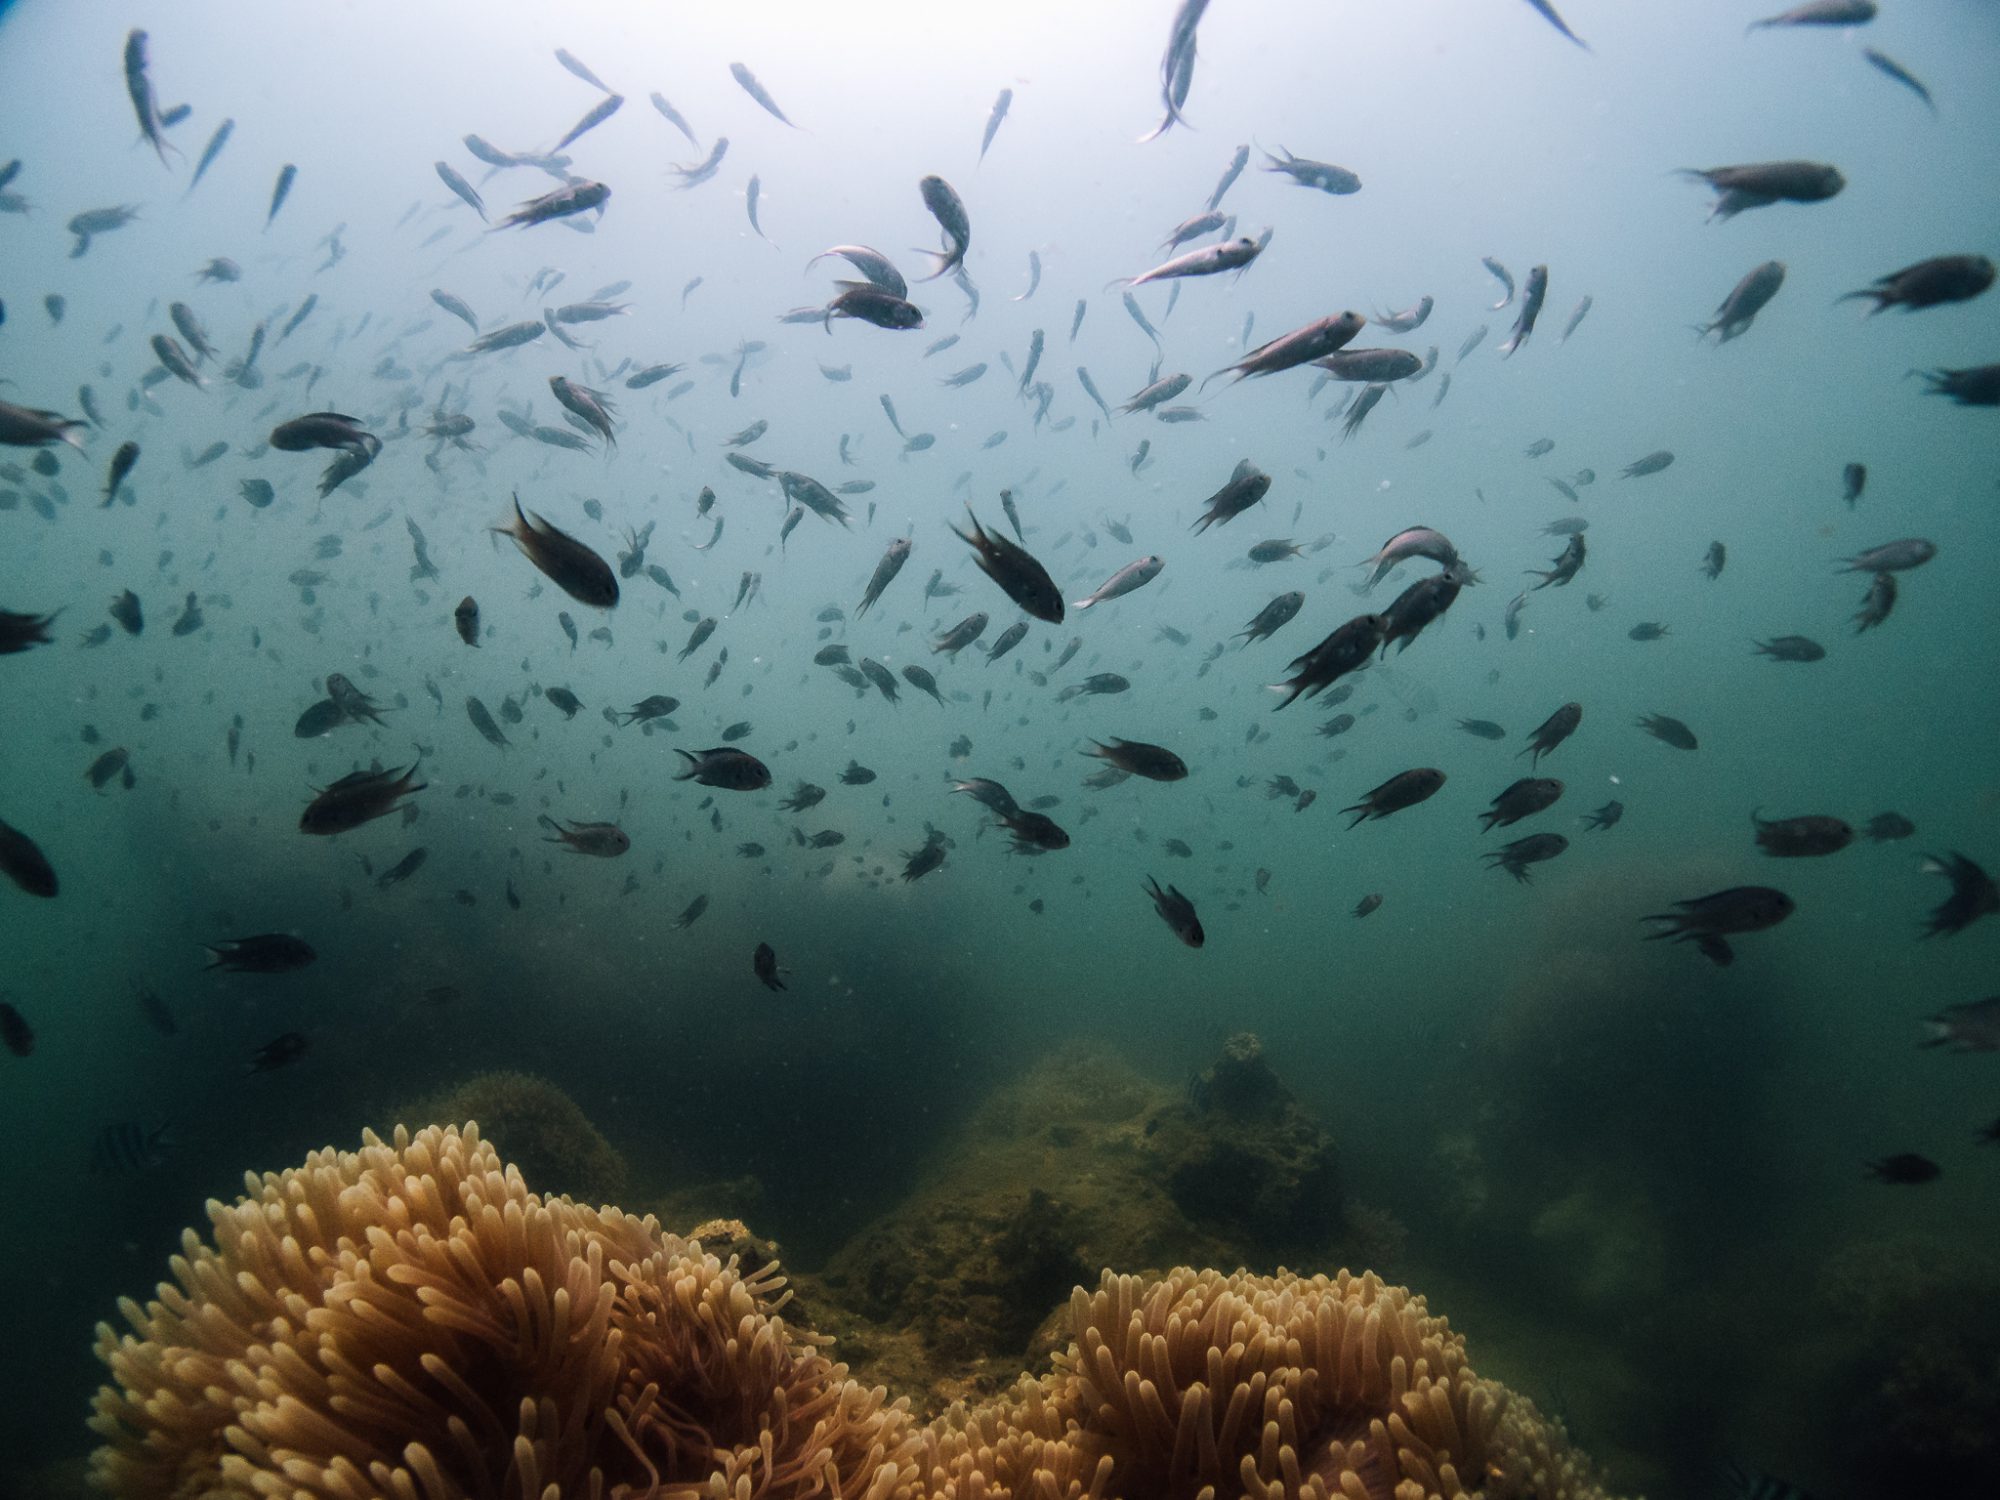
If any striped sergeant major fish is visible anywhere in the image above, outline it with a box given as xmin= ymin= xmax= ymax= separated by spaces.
xmin=89 ymin=1121 xmax=174 ymax=1175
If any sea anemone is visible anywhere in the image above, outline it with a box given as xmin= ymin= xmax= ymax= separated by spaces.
xmin=1035 ymin=1266 xmax=1617 ymax=1500
xmin=88 ymin=1123 xmax=921 ymax=1500
xmin=917 ymin=1377 xmax=1107 ymax=1499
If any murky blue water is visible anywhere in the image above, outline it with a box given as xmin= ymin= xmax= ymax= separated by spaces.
xmin=2 ymin=3 xmax=1997 ymax=1495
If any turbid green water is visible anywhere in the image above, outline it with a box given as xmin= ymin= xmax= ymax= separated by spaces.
xmin=2 ymin=3 xmax=1997 ymax=1496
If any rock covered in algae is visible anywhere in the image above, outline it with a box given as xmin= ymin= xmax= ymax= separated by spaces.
xmin=395 ymin=1068 xmax=626 ymax=1201
xmin=1806 ymin=1234 xmax=2000 ymax=1496
xmin=810 ymin=1036 xmax=1349 ymax=1403
xmin=1168 ymin=1030 xmax=1344 ymax=1251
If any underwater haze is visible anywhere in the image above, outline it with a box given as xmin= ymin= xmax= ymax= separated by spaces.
xmin=2 ymin=1 xmax=1999 ymax=1495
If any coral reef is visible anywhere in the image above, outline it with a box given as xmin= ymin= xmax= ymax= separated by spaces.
xmin=812 ymin=1037 xmax=1348 ymax=1403
xmin=398 ymin=1068 xmax=627 ymax=1202
xmin=89 ymin=1126 xmax=1629 ymax=1500
xmin=89 ymin=1123 xmax=921 ymax=1499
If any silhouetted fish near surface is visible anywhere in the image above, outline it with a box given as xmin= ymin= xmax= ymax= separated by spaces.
xmin=0 ymin=1001 xmax=33 ymax=1057
xmin=539 ymin=816 xmax=629 ymax=857
xmin=1205 ymin=311 xmax=1364 ymax=387
xmin=122 ymin=29 xmax=176 ymax=166
xmin=0 ymin=814 xmax=58 ymax=897
xmin=494 ymin=179 xmax=609 ymax=229
xmin=1840 ymin=255 xmax=1993 ymax=315
xmin=1499 ymin=266 xmax=1547 ymax=356
xmin=916 ymin=175 xmax=971 ymax=282
xmin=1747 ymin=1 xmax=1876 ymax=33
xmin=1342 ymin=768 xmax=1445 ymax=828
xmin=1527 ymin=534 xmax=1585 ymax=590
xmin=1190 ymin=459 xmax=1271 ymax=533
xmin=101 ymin=441 xmax=139 ymax=505
xmin=1521 ymin=0 xmax=1590 ymax=49
xmin=1914 ymin=364 xmax=2000 ymax=407
xmin=1921 ymin=995 xmax=2000 ymax=1053
xmin=206 ymin=934 xmax=316 ymax=973
xmin=1583 ymin=801 xmax=1623 ymax=831
xmin=434 ymin=161 xmax=486 ymax=220
xmin=1480 ymin=778 xmax=1563 ymax=832
xmin=1851 ymin=571 xmax=1898 ymax=633
xmin=1753 ymin=635 xmax=1825 ymax=663
xmin=555 ymin=47 xmax=613 ymax=91
xmin=1865 ymin=1153 xmax=1939 ymax=1185
xmin=553 ymin=92 xmax=623 ymax=153
xmin=1084 ymin=739 xmax=1188 ymax=781
xmin=1262 ymin=146 xmax=1360 ymax=195
xmin=493 ymin=495 xmax=618 ymax=606
xmin=265 ymin=164 xmax=297 ymax=228
xmin=1642 ymin=887 xmax=1794 ymax=965
xmin=1753 ymin=812 xmax=1853 ymax=857
xmin=753 ymin=942 xmax=789 ymax=991
xmin=1270 ymin=615 xmax=1385 ymax=710
xmin=1699 ymin=260 xmax=1785 ymax=342
xmin=1839 ymin=538 xmax=1934 ymax=573
xmin=1141 ymin=0 xmax=1210 ymax=142
xmin=952 ymin=504 xmax=1063 ymax=622
xmin=729 ymin=61 xmax=798 ymax=127
xmin=1681 ymin=160 xmax=1843 ymax=221
xmin=1520 ymin=703 xmax=1582 ymax=765
xmin=375 ymin=848 xmax=429 ymax=888
xmin=1919 ymin=852 xmax=1999 ymax=938
xmin=300 ymin=760 xmax=425 ymax=835
xmin=649 ymin=91 xmax=698 ymax=144
xmin=979 ymin=88 xmax=1013 ymax=162
xmin=1236 ymin=592 xmax=1303 ymax=645
xmin=674 ymin=747 xmax=771 ymax=790
xmin=1482 ymin=833 xmax=1569 ymax=883
xmin=134 ymin=986 xmax=177 ymax=1036
xmin=248 ymin=1032 xmax=311 ymax=1071
xmin=465 ymin=696 xmax=509 ymax=749
xmin=1145 ymin=876 xmax=1205 ymax=947
xmin=1861 ymin=48 xmax=1934 ymax=111
xmin=1636 ymin=713 xmax=1699 ymax=751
